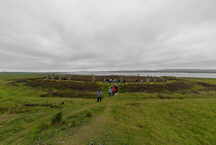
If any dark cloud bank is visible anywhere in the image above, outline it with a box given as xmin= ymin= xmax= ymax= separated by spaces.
xmin=0 ymin=0 xmax=216 ymax=72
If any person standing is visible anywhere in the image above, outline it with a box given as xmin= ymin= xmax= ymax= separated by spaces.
xmin=96 ymin=89 xmax=103 ymax=102
xmin=108 ymin=87 xmax=113 ymax=96
xmin=111 ymin=86 xmax=116 ymax=95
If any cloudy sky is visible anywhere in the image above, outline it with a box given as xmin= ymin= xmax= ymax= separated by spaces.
xmin=0 ymin=0 xmax=215 ymax=72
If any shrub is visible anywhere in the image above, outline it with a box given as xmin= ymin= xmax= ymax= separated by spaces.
xmin=51 ymin=112 xmax=63 ymax=125
xmin=85 ymin=111 xmax=92 ymax=118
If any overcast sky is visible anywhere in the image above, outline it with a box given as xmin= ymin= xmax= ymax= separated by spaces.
xmin=0 ymin=0 xmax=216 ymax=72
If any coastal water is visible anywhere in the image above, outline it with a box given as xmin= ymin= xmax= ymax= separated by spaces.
xmin=68 ymin=72 xmax=216 ymax=79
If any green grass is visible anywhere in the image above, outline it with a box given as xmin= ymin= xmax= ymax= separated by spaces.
xmin=0 ymin=72 xmax=45 ymax=81
xmin=0 ymin=73 xmax=216 ymax=145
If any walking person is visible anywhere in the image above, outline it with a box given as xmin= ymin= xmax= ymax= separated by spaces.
xmin=96 ymin=89 xmax=103 ymax=102
xmin=108 ymin=87 xmax=113 ymax=96
xmin=111 ymin=86 xmax=116 ymax=96
xmin=111 ymin=85 xmax=119 ymax=96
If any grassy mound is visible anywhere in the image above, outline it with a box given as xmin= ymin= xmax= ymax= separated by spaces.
xmin=120 ymin=81 xmax=194 ymax=92
xmin=13 ymin=79 xmax=100 ymax=91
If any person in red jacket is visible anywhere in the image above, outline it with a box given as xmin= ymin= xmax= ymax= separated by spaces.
xmin=112 ymin=86 xmax=116 ymax=95
xmin=111 ymin=85 xmax=119 ymax=95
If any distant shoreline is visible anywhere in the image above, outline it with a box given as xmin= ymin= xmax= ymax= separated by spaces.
xmin=1 ymin=69 xmax=216 ymax=74
xmin=0 ymin=71 xmax=216 ymax=78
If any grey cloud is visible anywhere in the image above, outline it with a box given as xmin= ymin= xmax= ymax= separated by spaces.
xmin=0 ymin=0 xmax=216 ymax=71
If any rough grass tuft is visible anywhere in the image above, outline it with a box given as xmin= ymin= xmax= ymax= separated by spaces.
xmin=51 ymin=112 xmax=63 ymax=125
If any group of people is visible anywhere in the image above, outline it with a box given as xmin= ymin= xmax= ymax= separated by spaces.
xmin=108 ymin=85 xmax=119 ymax=96
xmin=96 ymin=85 xmax=119 ymax=102
xmin=104 ymin=78 xmax=126 ymax=83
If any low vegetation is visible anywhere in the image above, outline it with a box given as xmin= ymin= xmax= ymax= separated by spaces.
xmin=0 ymin=73 xmax=216 ymax=145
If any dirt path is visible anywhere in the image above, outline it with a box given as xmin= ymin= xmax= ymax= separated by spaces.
xmin=57 ymin=100 xmax=112 ymax=145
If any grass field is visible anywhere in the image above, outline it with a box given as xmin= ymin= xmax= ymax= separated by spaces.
xmin=0 ymin=73 xmax=216 ymax=145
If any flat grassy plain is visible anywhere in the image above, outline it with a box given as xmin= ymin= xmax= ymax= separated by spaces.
xmin=0 ymin=73 xmax=216 ymax=145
